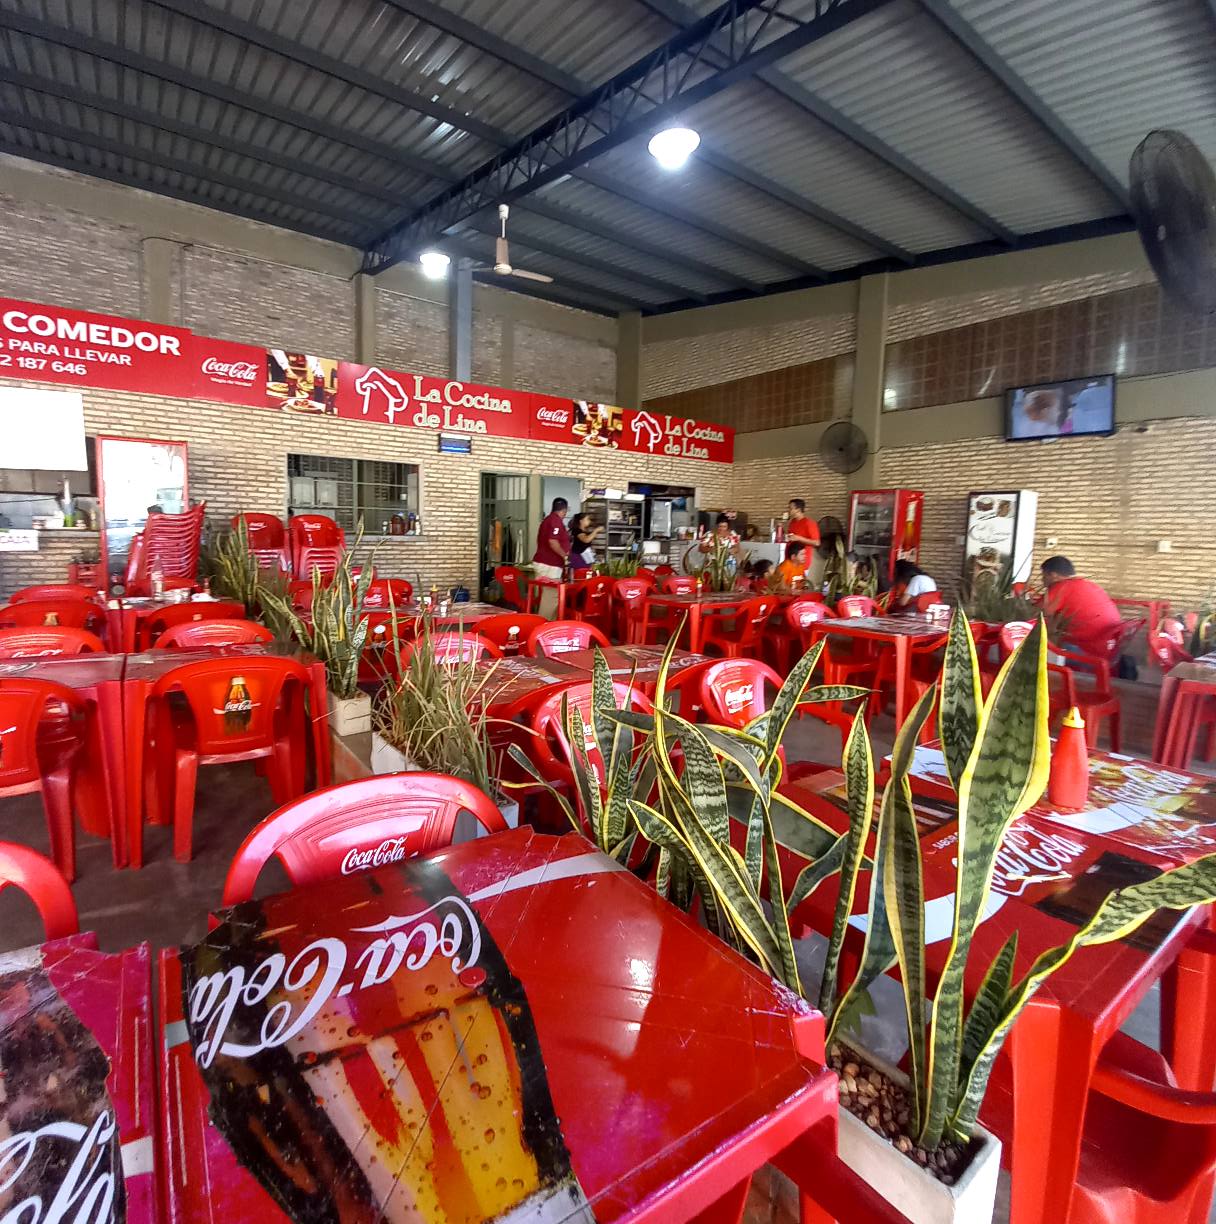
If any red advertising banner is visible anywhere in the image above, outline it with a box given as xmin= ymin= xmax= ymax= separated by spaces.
xmin=619 ymin=408 xmax=734 ymax=463
xmin=336 ymin=362 xmax=534 ymax=439
xmin=0 ymin=296 xmax=194 ymax=394
xmin=191 ymin=335 xmax=265 ymax=407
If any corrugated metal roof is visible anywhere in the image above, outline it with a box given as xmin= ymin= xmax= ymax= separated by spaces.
xmin=0 ymin=0 xmax=1205 ymax=314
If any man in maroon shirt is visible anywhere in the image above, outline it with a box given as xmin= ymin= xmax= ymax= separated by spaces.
xmin=532 ymin=497 xmax=570 ymax=616
xmin=1041 ymin=555 xmax=1123 ymax=656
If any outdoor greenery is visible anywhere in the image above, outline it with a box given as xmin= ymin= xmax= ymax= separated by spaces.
xmin=597 ymin=555 xmax=640 ymax=578
xmin=821 ymin=535 xmax=878 ymax=603
xmin=202 ymin=517 xmax=262 ymax=613
xmin=1183 ymin=583 xmax=1216 ymax=655
xmin=961 ymin=557 xmax=1068 ymax=640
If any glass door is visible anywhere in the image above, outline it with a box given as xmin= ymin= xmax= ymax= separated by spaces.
xmin=96 ymin=436 xmax=189 ymax=584
xmin=480 ymin=472 xmax=529 ymax=594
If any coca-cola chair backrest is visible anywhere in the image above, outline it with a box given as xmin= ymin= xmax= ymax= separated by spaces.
xmin=144 ymin=601 xmax=247 ymax=646
xmin=474 ymin=613 xmax=546 ymax=650
xmin=0 ymin=678 xmax=86 ymax=789
xmin=1000 ymin=620 xmax=1034 ymax=656
xmin=574 ymin=577 xmax=612 ymax=611
xmin=221 ymin=773 xmax=508 ymax=905
xmin=699 ymin=659 xmax=781 ymax=729
xmin=143 ymin=503 xmax=206 ymax=579
xmin=289 ymin=514 xmax=345 ymax=549
xmin=1160 ymin=617 xmax=1187 ymax=646
xmin=530 ymin=681 xmax=652 ymax=799
xmin=740 ymin=596 xmax=778 ymax=642
xmin=526 ymin=620 xmax=609 ymax=659
xmin=154 ymin=619 xmax=274 ymax=649
xmin=787 ymin=599 xmax=834 ymax=632
xmin=1148 ymin=631 xmax=1191 ymax=670
xmin=836 ymin=595 xmax=876 ymax=618
xmin=663 ymin=660 xmax=714 ymax=721
xmin=493 ymin=566 xmax=528 ymax=611
xmin=10 ymin=584 xmax=97 ymax=604
xmin=362 ymin=578 xmax=414 ymax=609
xmin=232 ymin=512 xmax=285 ymax=550
xmin=613 ymin=579 xmax=648 ymax=604
xmin=662 ymin=575 xmax=696 ymax=595
xmin=294 ymin=546 xmax=346 ymax=584
xmin=0 ymin=627 xmax=106 ymax=659
xmin=0 ymin=599 xmax=106 ymax=634
xmin=654 ymin=565 xmax=675 ymax=577
xmin=429 ymin=632 xmax=501 ymax=664
xmin=0 ymin=840 xmax=78 ymax=939
xmin=151 ymin=657 xmax=308 ymax=756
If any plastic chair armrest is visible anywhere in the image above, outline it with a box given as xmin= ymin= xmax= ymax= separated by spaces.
xmin=1091 ymin=1060 xmax=1216 ymax=1123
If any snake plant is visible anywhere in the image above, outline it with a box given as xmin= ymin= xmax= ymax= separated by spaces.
xmin=201 ymin=517 xmax=262 ymax=613
xmin=822 ymin=610 xmax=1216 ymax=1152
xmin=682 ymin=534 xmax=743 ymax=592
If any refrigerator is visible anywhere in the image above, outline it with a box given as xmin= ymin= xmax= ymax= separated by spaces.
xmin=847 ymin=489 xmax=924 ymax=584
xmin=963 ymin=490 xmax=1039 ymax=586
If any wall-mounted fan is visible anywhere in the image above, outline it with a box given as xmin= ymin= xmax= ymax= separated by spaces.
xmin=819 ymin=421 xmax=869 ymax=475
xmin=1129 ymin=130 xmax=1216 ymax=315
xmin=490 ymin=204 xmax=553 ymax=284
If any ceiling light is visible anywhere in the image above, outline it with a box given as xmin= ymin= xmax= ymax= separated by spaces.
xmin=648 ymin=126 xmax=700 ymax=171
xmin=418 ymin=250 xmax=451 ymax=279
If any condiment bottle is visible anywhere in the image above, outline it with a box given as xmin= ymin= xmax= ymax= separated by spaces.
xmin=1048 ymin=707 xmax=1090 ymax=811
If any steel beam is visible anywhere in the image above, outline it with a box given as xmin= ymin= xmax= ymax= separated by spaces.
xmin=638 ymin=0 xmax=1016 ymax=243
xmin=916 ymin=0 xmax=1130 ymax=211
xmin=363 ymin=0 xmax=890 ymax=274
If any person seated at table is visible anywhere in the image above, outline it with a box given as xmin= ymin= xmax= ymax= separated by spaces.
xmin=774 ymin=542 xmax=811 ymax=593
xmin=745 ymin=558 xmax=773 ymax=587
xmin=700 ymin=514 xmax=740 ymax=555
xmin=889 ymin=559 xmax=937 ymax=611
xmin=787 ymin=499 xmax=820 ymax=548
xmin=1040 ymin=555 xmax=1122 ymax=655
xmin=570 ymin=512 xmax=601 ymax=575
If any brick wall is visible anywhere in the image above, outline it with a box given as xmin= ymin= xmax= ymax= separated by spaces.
xmin=730 ymin=452 xmax=850 ymax=532
xmin=376 ymin=290 xmax=448 ymax=377
xmin=0 ymin=377 xmax=731 ymax=598
xmin=0 ymin=531 xmax=97 ymax=602
xmin=879 ymin=418 xmax=1216 ymax=607
xmin=512 ymin=323 xmax=617 ymax=402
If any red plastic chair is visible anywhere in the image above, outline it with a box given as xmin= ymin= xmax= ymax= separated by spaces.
xmin=633 ymin=568 xmax=659 ymax=588
xmin=527 ymin=620 xmax=611 ymax=658
xmin=0 ymin=599 xmax=107 ymax=638
xmin=494 ymin=565 xmax=530 ymax=612
xmin=145 ymin=657 xmax=311 ymax=861
xmin=661 ymin=574 xmax=696 ymax=595
xmin=0 ymin=627 xmax=106 ymax=658
xmin=613 ymin=578 xmax=650 ymax=644
xmin=835 ymin=595 xmax=876 ymax=618
xmin=771 ymin=596 xmax=833 ymax=673
xmin=785 ymin=600 xmax=878 ymax=692
xmin=569 ymin=575 xmax=614 ymax=635
xmin=290 ymin=514 xmax=346 ymax=582
xmin=154 ymin=619 xmax=274 ymax=649
xmin=412 ymin=632 xmax=502 ymax=665
xmin=9 ymin=583 xmax=97 ymax=603
xmin=661 ymin=659 xmax=717 ymax=722
xmin=912 ymin=591 xmax=939 ymax=613
xmin=126 ymin=503 xmax=206 ymax=596
xmin=220 ymin=773 xmax=508 ymax=905
xmin=0 ymin=678 xmax=88 ymax=881
xmin=654 ymin=565 xmax=675 ymax=578
xmin=701 ymin=595 xmax=779 ymax=659
xmin=1149 ymin=631 xmax=1192 ymax=670
xmin=474 ymin=612 xmax=546 ymax=654
xmin=0 ymin=841 xmax=78 ymax=940
xmin=287 ymin=580 xmax=315 ymax=613
xmin=232 ymin=512 xmax=288 ymax=572
xmin=138 ymin=600 xmax=247 ymax=649
xmin=361 ymin=578 xmax=413 ymax=609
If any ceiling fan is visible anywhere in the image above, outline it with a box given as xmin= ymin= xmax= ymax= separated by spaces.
xmin=490 ymin=204 xmax=553 ymax=283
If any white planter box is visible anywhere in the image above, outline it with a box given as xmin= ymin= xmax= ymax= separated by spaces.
xmin=370 ymin=733 xmax=518 ymax=842
xmin=836 ymin=1049 xmax=1001 ymax=1224
xmin=328 ymin=690 xmax=372 ymax=736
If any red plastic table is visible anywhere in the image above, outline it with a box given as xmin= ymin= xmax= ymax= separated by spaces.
xmin=642 ymin=592 xmax=749 ymax=653
xmin=158 ymin=829 xmax=905 ymax=1223
xmin=559 ymin=644 xmax=709 ymax=696
xmin=804 ymin=615 xmax=945 ymax=729
xmin=0 ymin=652 xmax=128 ymax=865
xmin=1114 ymin=595 xmax=1170 ymax=640
xmin=776 ymin=748 xmax=1216 ymax=1224
xmin=121 ymin=641 xmax=331 ymax=868
xmin=1153 ymin=653 xmax=1216 ymax=766
xmin=105 ymin=595 xmax=203 ymax=653
xmin=526 ymin=576 xmax=586 ymax=619
xmin=471 ymin=654 xmax=585 ymax=716
xmin=0 ymin=934 xmax=155 ymax=1220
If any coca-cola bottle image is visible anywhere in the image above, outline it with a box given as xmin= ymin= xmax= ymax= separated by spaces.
xmin=0 ymin=956 xmax=126 ymax=1220
xmin=223 ymin=676 xmax=253 ymax=735
xmin=182 ymin=862 xmax=589 ymax=1221
xmin=312 ymin=372 xmax=326 ymax=406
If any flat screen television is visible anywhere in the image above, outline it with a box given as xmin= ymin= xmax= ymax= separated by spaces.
xmin=1005 ymin=374 xmax=1116 ymax=441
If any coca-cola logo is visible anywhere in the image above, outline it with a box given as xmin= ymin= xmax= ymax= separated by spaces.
xmin=200 ymin=357 xmax=259 ymax=383
xmin=535 ymin=405 xmax=571 ymax=426
xmin=0 ymin=1111 xmax=118 ymax=1222
xmin=188 ymin=895 xmax=481 ymax=1068
xmin=340 ymin=837 xmax=408 ymax=875
xmin=988 ymin=823 xmax=1087 ymax=897
xmin=724 ymin=684 xmax=753 ymax=714
xmin=222 ymin=699 xmax=253 ymax=714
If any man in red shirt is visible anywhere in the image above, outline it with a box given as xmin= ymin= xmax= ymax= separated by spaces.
xmin=1041 ymin=555 xmax=1122 ymax=656
xmin=787 ymin=498 xmax=820 ymax=548
xmin=532 ymin=497 xmax=571 ymax=617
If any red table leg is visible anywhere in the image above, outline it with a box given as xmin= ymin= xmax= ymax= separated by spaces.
xmin=307 ymin=660 xmax=332 ymax=787
xmin=688 ymin=604 xmax=704 ymax=653
xmin=1154 ymin=674 xmax=1181 ymax=761
xmin=892 ymin=637 xmax=910 ymax=729
xmin=94 ymin=680 xmax=128 ymax=867
xmin=1162 ymin=923 xmax=1216 ymax=1091
xmin=688 ymin=1178 xmax=750 ymax=1223
xmin=122 ymin=679 xmax=151 ymax=869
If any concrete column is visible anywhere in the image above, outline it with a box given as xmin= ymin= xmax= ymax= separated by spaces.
xmin=615 ymin=310 xmax=643 ymax=408
xmin=449 ymin=259 xmax=473 ymax=380
xmin=849 ymin=273 xmax=889 ymax=491
xmin=140 ymin=237 xmax=180 ymax=324
xmin=354 ymin=273 xmax=377 ymax=363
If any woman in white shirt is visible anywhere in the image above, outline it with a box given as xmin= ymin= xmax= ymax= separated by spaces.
xmin=891 ymin=559 xmax=937 ymax=611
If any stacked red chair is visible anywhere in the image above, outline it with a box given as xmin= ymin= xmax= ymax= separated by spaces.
xmin=144 ymin=657 xmax=312 ymax=862
xmin=0 ymin=627 xmax=105 ymax=658
xmin=527 ymin=620 xmax=610 ymax=658
xmin=221 ymin=773 xmax=508 ymax=904
xmin=0 ymin=841 xmax=78 ymax=939
xmin=289 ymin=513 xmax=347 ymax=583
xmin=154 ymin=619 xmax=274 ymax=649
xmin=138 ymin=600 xmax=247 ymax=650
xmin=126 ymin=502 xmax=206 ymax=596
xmin=0 ymin=678 xmax=89 ymax=881
xmin=232 ymin=512 xmax=288 ymax=573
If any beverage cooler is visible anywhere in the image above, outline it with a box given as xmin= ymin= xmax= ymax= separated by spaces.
xmin=847 ymin=489 xmax=923 ymax=584
xmin=963 ymin=490 xmax=1039 ymax=586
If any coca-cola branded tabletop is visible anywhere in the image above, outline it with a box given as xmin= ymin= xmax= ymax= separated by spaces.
xmin=0 ymin=936 xmax=155 ymax=1222
xmin=0 ymin=296 xmax=193 ymax=395
xmin=160 ymin=829 xmax=835 ymax=1223
xmin=191 ymin=336 xmax=265 ymax=408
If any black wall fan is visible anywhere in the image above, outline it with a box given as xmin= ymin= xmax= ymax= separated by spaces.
xmin=819 ymin=421 xmax=869 ymax=475
xmin=1129 ymin=130 xmax=1216 ymax=315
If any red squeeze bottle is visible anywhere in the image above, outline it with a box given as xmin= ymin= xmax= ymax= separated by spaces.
xmin=1049 ymin=707 xmax=1090 ymax=811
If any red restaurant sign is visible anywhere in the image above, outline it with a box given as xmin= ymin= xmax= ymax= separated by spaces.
xmin=0 ymin=296 xmax=733 ymax=462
